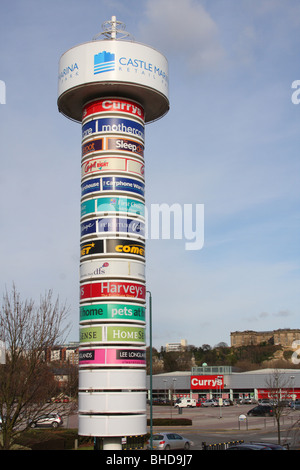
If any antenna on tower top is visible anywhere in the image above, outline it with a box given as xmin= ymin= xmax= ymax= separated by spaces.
xmin=93 ymin=16 xmax=134 ymax=41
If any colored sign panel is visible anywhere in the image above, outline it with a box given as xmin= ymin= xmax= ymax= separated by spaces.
xmin=80 ymin=239 xmax=104 ymax=257
xmin=81 ymin=176 xmax=145 ymax=198
xmin=81 ymin=156 xmax=144 ymax=179
xmin=80 ymin=281 xmax=146 ymax=301
xmin=81 ymin=178 xmax=100 ymax=196
xmin=79 ymin=325 xmax=145 ymax=344
xmin=83 ymin=98 xmax=144 ymax=121
xmin=82 ymin=117 xmax=144 ymax=142
xmin=106 ymin=239 xmax=145 ymax=257
xmin=80 ymin=259 xmax=145 ymax=281
xmin=82 ymin=138 xmax=103 ymax=157
xmin=81 ymin=196 xmax=145 ymax=218
xmin=80 ymin=326 xmax=102 ymax=343
xmin=80 ymin=238 xmax=145 ymax=259
xmin=106 ymin=137 xmax=144 ymax=158
xmin=82 ymin=136 xmax=144 ymax=159
xmin=80 ymin=217 xmax=145 ymax=238
xmin=79 ymin=347 xmax=146 ymax=365
xmin=107 ymin=325 xmax=145 ymax=343
xmin=80 ymin=302 xmax=146 ymax=322
xmin=190 ymin=375 xmax=224 ymax=390
xmin=102 ymin=176 xmax=145 ymax=196
xmin=82 ymin=119 xmax=96 ymax=139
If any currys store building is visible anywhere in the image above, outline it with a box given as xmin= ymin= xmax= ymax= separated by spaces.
xmin=147 ymin=367 xmax=300 ymax=403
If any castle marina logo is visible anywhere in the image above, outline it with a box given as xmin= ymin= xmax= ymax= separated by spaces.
xmin=93 ymin=50 xmax=168 ymax=85
xmin=94 ymin=51 xmax=115 ymax=74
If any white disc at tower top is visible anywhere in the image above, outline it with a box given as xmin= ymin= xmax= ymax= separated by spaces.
xmin=57 ymin=18 xmax=169 ymax=123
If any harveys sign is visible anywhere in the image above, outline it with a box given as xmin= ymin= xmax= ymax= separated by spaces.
xmin=80 ymin=280 xmax=146 ymax=301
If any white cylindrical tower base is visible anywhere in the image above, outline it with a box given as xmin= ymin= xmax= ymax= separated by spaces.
xmin=78 ymin=413 xmax=147 ymax=436
xmin=103 ymin=437 xmax=122 ymax=450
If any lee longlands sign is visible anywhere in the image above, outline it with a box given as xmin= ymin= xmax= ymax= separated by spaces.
xmin=79 ymin=347 xmax=146 ymax=366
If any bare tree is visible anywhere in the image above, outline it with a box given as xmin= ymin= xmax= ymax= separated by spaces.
xmin=265 ymin=369 xmax=292 ymax=445
xmin=0 ymin=284 xmax=70 ymax=449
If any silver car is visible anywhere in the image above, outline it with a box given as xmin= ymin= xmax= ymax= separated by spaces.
xmin=147 ymin=432 xmax=192 ymax=450
xmin=28 ymin=413 xmax=63 ymax=428
xmin=202 ymin=399 xmax=218 ymax=407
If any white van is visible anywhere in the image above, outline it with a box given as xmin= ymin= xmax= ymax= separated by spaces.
xmin=174 ymin=398 xmax=196 ymax=408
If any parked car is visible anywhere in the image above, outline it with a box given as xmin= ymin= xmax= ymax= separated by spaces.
xmin=240 ymin=398 xmax=253 ymax=404
xmin=202 ymin=399 xmax=218 ymax=407
xmin=147 ymin=432 xmax=193 ymax=450
xmin=226 ymin=443 xmax=272 ymax=450
xmin=222 ymin=399 xmax=232 ymax=406
xmin=247 ymin=405 xmax=274 ymax=417
xmin=250 ymin=442 xmax=288 ymax=450
xmin=28 ymin=413 xmax=63 ymax=428
xmin=278 ymin=400 xmax=290 ymax=408
xmin=51 ymin=395 xmax=70 ymax=403
xmin=290 ymin=399 xmax=300 ymax=410
xmin=151 ymin=398 xmax=171 ymax=405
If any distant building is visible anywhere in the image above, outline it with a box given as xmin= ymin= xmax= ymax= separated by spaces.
xmin=230 ymin=329 xmax=300 ymax=348
xmin=45 ymin=342 xmax=79 ymax=365
xmin=166 ymin=339 xmax=187 ymax=352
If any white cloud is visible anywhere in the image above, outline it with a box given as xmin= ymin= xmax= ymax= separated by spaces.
xmin=138 ymin=0 xmax=225 ymax=72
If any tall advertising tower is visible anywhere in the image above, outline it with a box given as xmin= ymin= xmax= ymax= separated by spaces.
xmin=57 ymin=17 xmax=169 ymax=449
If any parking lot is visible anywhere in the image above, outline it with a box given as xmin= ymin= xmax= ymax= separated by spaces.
xmin=146 ymin=403 xmax=300 ymax=449
xmin=149 ymin=402 xmax=299 ymax=428
xmin=65 ymin=402 xmax=300 ymax=449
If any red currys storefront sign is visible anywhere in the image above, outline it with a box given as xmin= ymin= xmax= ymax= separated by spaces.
xmin=191 ymin=375 xmax=224 ymax=390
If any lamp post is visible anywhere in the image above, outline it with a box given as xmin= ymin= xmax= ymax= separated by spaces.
xmin=147 ymin=290 xmax=153 ymax=450
xmin=217 ymin=375 xmax=223 ymax=419
xmin=163 ymin=379 xmax=167 ymax=402
xmin=291 ymin=375 xmax=295 ymax=405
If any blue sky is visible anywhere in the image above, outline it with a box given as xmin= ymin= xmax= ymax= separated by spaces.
xmin=1 ymin=0 xmax=300 ymax=349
